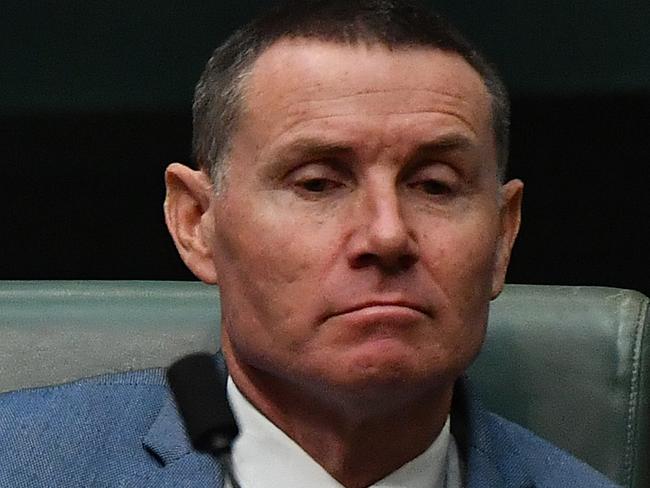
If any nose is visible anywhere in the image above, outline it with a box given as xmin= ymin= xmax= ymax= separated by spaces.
xmin=347 ymin=186 xmax=419 ymax=273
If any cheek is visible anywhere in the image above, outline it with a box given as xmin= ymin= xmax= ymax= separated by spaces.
xmin=211 ymin=203 xmax=331 ymax=341
xmin=424 ymin=214 xmax=500 ymax=317
xmin=417 ymin=221 xmax=497 ymax=375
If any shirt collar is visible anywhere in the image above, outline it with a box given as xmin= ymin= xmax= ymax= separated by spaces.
xmin=227 ymin=377 xmax=453 ymax=488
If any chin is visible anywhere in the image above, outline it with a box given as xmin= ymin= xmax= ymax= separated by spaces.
xmin=324 ymin=344 xmax=457 ymax=394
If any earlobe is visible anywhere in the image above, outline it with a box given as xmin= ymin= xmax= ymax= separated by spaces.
xmin=490 ymin=179 xmax=524 ymax=299
xmin=164 ymin=163 xmax=219 ymax=284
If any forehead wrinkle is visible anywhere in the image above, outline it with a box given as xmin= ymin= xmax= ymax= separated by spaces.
xmin=277 ymin=86 xmax=478 ymax=114
xmin=284 ymin=84 xmax=473 ymax=100
xmin=261 ymin=89 xmax=484 ymax=140
xmin=275 ymin=107 xmax=480 ymax=143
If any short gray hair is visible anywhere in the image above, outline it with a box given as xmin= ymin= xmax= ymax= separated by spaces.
xmin=192 ymin=0 xmax=510 ymax=189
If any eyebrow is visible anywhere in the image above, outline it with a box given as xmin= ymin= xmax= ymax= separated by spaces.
xmin=400 ymin=133 xmax=481 ymax=181
xmin=411 ymin=134 xmax=475 ymax=156
xmin=258 ymin=138 xmax=354 ymax=181
xmin=275 ymin=133 xmax=474 ymax=158
xmin=272 ymin=138 xmax=354 ymax=161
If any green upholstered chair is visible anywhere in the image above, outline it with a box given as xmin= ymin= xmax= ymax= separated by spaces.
xmin=0 ymin=281 xmax=647 ymax=487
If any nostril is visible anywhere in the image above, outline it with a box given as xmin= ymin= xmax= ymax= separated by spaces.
xmin=350 ymin=251 xmax=417 ymax=272
xmin=351 ymin=253 xmax=376 ymax=269
xmin=398 ymin=254 xmax=417 ymax=270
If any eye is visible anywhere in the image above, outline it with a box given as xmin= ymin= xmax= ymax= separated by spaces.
xmin=287 ymin=161 xmax=349 ymax=198
xmin=296 ymin=177 xmax=340 ymax=193
xmin=415 ymin=179 xmax=452 ymax=195
xmin=404 ymin=162 xmax=461 ymax=200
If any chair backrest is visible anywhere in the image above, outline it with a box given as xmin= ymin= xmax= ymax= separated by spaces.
xmin=0 ymin=281 xmax=647 ymax=488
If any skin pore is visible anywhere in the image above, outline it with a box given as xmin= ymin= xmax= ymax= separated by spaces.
xmin=165 ymin=39 xmax=522 ymax=488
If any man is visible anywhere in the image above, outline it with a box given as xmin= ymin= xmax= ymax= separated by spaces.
xmin=0 ymin=1 xmax=621 ymax=487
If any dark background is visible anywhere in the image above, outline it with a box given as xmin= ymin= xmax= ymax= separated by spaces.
xmin=1 ymin=1 xmax=648 ymax=295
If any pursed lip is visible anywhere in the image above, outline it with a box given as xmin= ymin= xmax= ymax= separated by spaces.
xmin=329 ymin=300 xmax=431 ymax=319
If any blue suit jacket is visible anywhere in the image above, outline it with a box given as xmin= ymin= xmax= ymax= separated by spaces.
xmin=0 ymin=356 xmax=620 ymax=488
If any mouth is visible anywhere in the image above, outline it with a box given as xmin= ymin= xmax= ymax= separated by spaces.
xmin=331 ymin=300 xmax=431 ymax=319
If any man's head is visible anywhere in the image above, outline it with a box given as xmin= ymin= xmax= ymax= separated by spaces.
xmin=165 ymin=0 xmax=522 ymax=419
xmin=192 ymin=0 xmax=511 ymax=189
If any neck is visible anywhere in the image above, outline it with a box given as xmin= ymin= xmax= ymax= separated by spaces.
xmin=223 ymin=345 xmax=453 ymax=488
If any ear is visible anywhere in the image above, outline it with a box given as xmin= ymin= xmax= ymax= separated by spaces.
xmin=164 ymin=163 xmax=219 ymax=284
xmin=491 ymin=178 xmax=524 ymax=299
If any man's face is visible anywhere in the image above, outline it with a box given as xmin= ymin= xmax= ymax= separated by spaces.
xmin=189 ymin=40 xmax=521 ymax=401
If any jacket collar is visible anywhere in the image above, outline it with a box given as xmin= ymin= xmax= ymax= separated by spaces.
xmin=143 ymin=355 xmax=536 ymax=488
xmin=454 ymin=377 xmax=536 ymax=488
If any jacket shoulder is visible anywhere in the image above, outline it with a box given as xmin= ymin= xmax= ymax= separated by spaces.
xmin=0 ymin=369 xmax=172 ymax=486
xmin=0 ymin=368 xmax=169 ymax=421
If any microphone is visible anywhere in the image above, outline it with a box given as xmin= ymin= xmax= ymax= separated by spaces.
xmin=167 ymin=353 xmax=241 ymax=486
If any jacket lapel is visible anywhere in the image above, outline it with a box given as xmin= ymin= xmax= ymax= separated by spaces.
xmin=142 ymin=391 xmax=192 ymax=465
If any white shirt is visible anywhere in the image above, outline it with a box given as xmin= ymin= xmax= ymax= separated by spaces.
xmin=226 ymin=378 xmax=462 ymax=488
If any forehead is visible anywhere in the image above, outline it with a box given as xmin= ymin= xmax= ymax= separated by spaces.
xmin=234 ymin=38 xmax=494 ymax=163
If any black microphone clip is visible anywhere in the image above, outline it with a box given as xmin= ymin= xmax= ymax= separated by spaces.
xmin=166 ymin=353 xmax=239 ymax=457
